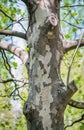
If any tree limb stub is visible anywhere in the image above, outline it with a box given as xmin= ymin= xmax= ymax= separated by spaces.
xmin=62 ymin=81 xmax=78 ymax=106
xmin=63 ymin=80 xmax=84 ymax=109
xmin=0 ymin=30 xmax=26 ymax=40
xmin=63 ymin=39 xmax=84 ymax=52
xmin=0 ymin=39 xmax=28 ymax=64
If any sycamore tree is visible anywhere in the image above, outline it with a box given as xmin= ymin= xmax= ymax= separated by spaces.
xmin=0 ymin=0 xmax=84 ymax=130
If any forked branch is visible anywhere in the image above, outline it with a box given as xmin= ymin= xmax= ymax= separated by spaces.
xmin=63 ymin=80 xmax=84 ymax=109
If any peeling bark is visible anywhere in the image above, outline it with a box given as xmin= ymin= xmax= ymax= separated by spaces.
xmin=23 ymin=1 xmax=77 ymax=130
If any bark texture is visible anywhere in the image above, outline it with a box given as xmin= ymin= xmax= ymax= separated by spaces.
xmin=23 ymin=0 xmax=77 ymax=130
xmin=0 ymin=39 xmax=28 ymax=64
xmin=0 ymin=0 xmax=83 ymax=129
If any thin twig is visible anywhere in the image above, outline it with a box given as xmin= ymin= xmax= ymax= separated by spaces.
xmin=17 ymin=18 xmax=27 ymax=32
xmin=63 ymin=20 xmax=84 ymax=29
xmin=61 ymin=4 xmax=84 ymax=8
xmin=13 ymin=89 xmax=26 ymax=102
xmin=1 ymin=50 xmax=14 ymax=77
xmin=62 ymin=10 xmax=71 ymax=21
xmin=18 ymin=93 xmax=26 ymax=101
xmin=10 ymin=82 xmax=28 ymax=96
xmin=0 ymin=78 xmax=28 ymax=84
xmin=67 ymin=30 xmax=84 ymax=87
xmin=0 ymin=8 xmax=14 ymax=21
xmin=64 ymin=114 xmax=84 ymax=129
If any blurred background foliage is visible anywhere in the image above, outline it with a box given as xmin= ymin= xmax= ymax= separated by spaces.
xmin=61 ymin=0 xmax=84 ymax=129
xmin=61 ymin=48 xmax=84 ymax=130
xmin=0 ymin=0 xmax=84 ymax=130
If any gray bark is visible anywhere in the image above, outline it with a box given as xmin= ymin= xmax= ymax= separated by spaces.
xmin=23 ymin=0 xmax=77 ymax=130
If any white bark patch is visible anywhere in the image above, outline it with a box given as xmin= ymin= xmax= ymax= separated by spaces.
xmin=46 ymin=44 xmax=50 ymax=51
xmin=35 ymin=45 xmax=53 ymax=129
xmin=36 ymin=0 xmax=58 ymax=26
xmin=29 ymin=26 xmax=40 ymax=46
xmin=51 ymin=107 xmax=57 ymax=115
xmin=39 ymin=85 xmax=53 ymax=130
xmin=39 ymin=45 xmax=52 ymax=69
xmin=36 ymin=7 xmax=48 ymax=27
xmin=56 ymin=50 xmax=60 ymax=64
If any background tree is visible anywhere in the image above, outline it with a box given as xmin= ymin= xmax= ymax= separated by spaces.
xmin=0 ymin=0 xmax=84 ymax=130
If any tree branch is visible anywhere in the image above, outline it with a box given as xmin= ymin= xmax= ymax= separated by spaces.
xmin=68 ymin=99 xmax=84 ymax=109
xmin=0 ymin=39 xmax=28 ymax=64
xmin=63 ymin=20 xmax=83 ymax=29
xmin=0 ymin=30 xmax=26 ymax=40
xmin=62 ymin=80 xmax=78 ymax=106
xmin=63 ymin=39 xmax=84 ymax=53
xmin=0 ymin=78 xmax=28 ymax=84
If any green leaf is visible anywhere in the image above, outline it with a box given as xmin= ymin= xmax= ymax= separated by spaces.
xmin=79 ymin=90 xmax=82 ymax=94
xmin=5 ymin=121 xmax=9 ymax=125
xmin=67 ymin=108 xmax=71 ymax=113
xmin=64 ymin=34 xmax=70 ymax=39
xmin=1 ymin=122 xmax=5 ymax=127
xmin=12 ymin=62 xmax=18 ymax=69
xmin=75 ymin=19 xmax=80 ymax=24
xmin=80 ymin=125 xmax=84 ymax=130
xmin=25 ymin=47 xmax=29 ymax=52
xmin=65 ymin=2 xmax=70 ymax=6
xmin=72 ymin=27 xmax=77 ymax=32
xmin=72 ymin=12 xmax=77 ymax=17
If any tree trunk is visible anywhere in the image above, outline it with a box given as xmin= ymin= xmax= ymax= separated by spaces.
xmin=23 ymin=1 xmax=77 ymax=130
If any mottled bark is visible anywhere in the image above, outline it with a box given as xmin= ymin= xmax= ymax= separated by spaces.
xmin=0 ymin=39 xmax=28 ymax=64
xmin=23 ymin=1 xmax=77 ymax=130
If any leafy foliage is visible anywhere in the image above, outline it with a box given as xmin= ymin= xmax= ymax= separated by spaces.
xmin=61 ymin=42 xmax=84 ymax=130
xmin=61 ymin=0 xmax=84 ymax=40
xmin=60 ymin=1 xmax=84 ymax=129
xmin=0 ymin=50 xmax=28 ymax=129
